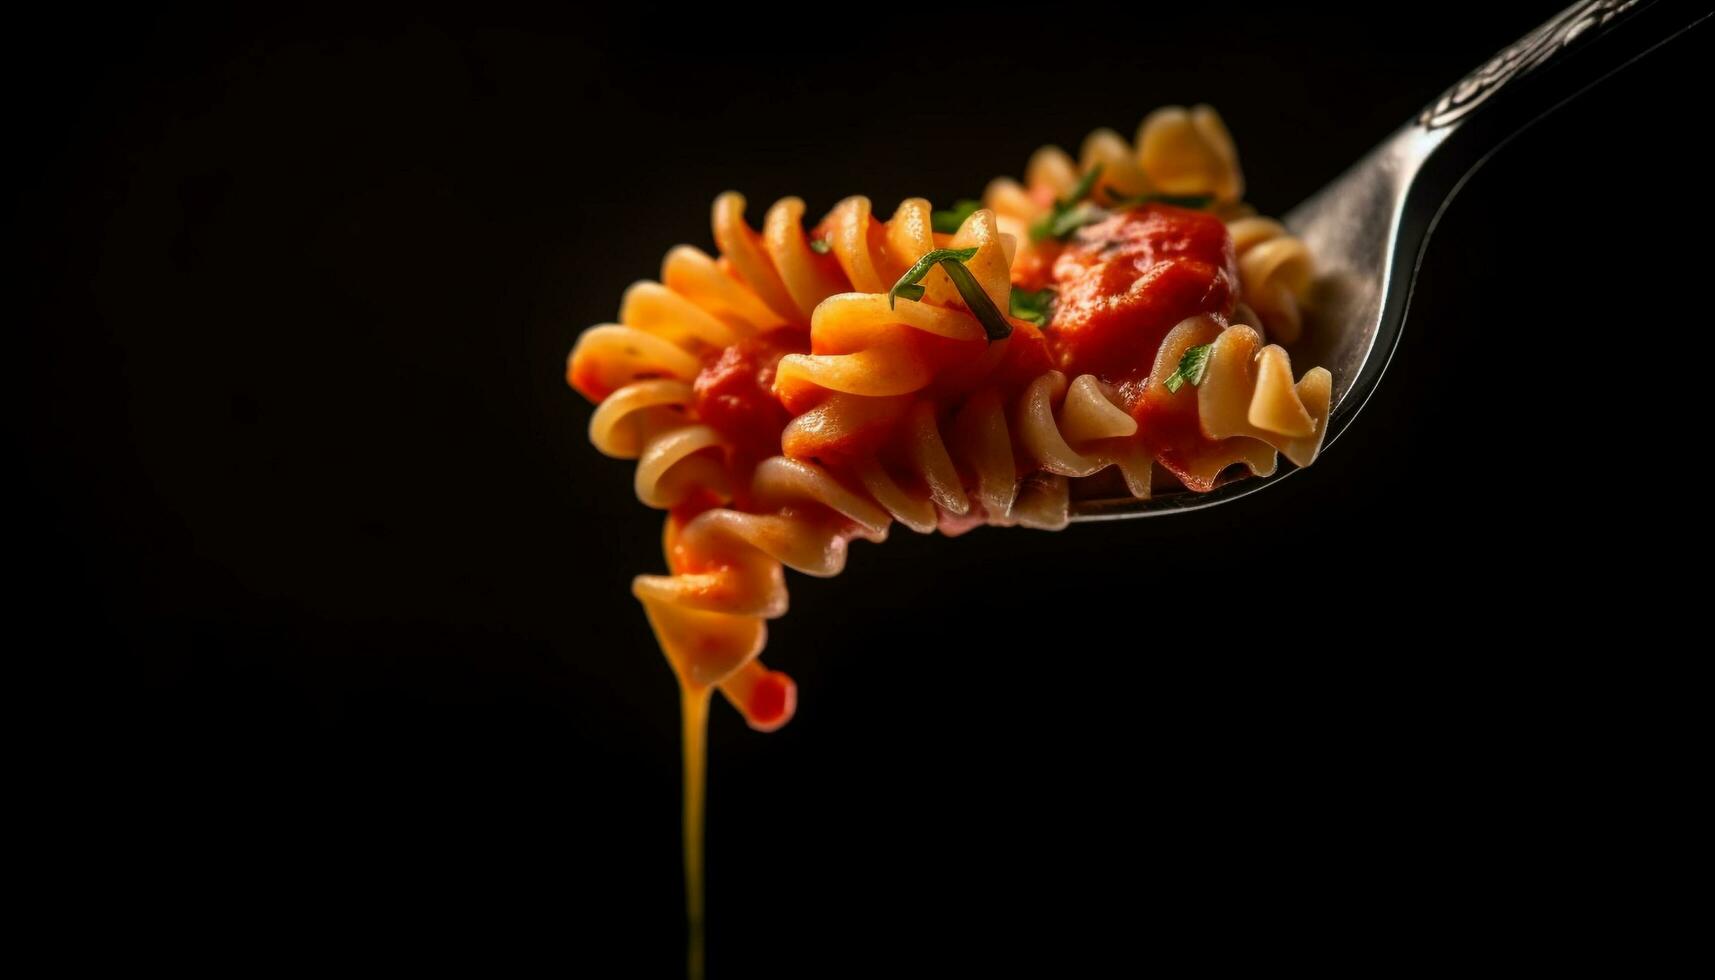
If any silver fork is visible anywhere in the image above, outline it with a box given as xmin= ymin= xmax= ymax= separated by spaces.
xmin=1072 ymin=0 xmax=1711 ymax=521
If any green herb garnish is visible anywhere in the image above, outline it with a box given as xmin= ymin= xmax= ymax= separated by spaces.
xmin=887 ymin=246 xmax=1012 ymax=341
xmin=809 ymin=236 xmax=832 ymax=254
xmin=889 ymin=247 xmax=978 ymax=306
xmin=1065 ymin=165 xmax=1103 ymax=207
xmin=1163 ymin=343 xmax=1214 ymax=394
xmin=1103 ymin=187 xmax=1214 ymax=210
xmin=1031 ymin=164 xmax=1106 ymax=242
xmin=931 ymin=199 xmax=983 ymax=234
xmin=1033 ymin=202 xmax=1102 ymax=241
xmin=1009 ymin=287 xmax=1054 ymax=327
xmin=941 ymin=262 xmax=1012 ymax=341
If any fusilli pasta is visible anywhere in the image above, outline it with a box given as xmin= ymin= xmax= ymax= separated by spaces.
xmin=564 ymin=106 xmax=1334 ymax=976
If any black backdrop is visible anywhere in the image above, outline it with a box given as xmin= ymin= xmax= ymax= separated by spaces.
xmin=16 ymin=2 xmax=1706 ymax=974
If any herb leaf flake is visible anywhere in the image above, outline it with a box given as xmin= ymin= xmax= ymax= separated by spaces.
xmin=887 ymin=246 xmax=1011 ymax=341
xmin=1009 ymin=287 xmax=1054 ymax=327
xmin=1104 ymin=187 xmax=1214 ymax=210
xmin=931 ymin=199 xmax=984 ymax=235
xmin=1031 ymin=164 xmax=1108 ymax=242
xmin=1163 ymin=343 xmax=1214 ymax=394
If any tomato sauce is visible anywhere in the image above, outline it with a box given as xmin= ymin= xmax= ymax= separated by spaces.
xmin=693 ymin=331 xmax=805 ymax=461
xmin=1042 ymin=204 xmax=1236 ymax=383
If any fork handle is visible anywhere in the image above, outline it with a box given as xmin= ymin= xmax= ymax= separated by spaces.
xmin=1418 ymin=0 xmax=1709 ymax=159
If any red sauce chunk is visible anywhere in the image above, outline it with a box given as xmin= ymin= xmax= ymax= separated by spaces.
xmin=693 ymin=331 xmax=806 ymax=460
xmin=1045 ymin=205 xmax=1237 ymax=381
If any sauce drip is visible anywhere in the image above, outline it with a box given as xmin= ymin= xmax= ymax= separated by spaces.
xmin=646 ymin=500 xmax=788 ymax=980
xmin=681 ymin=685 xmax=710 ymax=980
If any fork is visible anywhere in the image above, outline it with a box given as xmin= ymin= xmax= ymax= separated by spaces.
xmin=1071 ymin=0 xmax=1711 ymax=520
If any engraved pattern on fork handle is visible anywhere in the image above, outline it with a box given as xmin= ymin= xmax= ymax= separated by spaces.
xmin=1418 ymin=0 xmax=1641 ymax=129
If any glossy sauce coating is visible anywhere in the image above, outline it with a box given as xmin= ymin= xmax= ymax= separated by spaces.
xmin=1039 ymin=205 xmax=1237 ymax=485
xmin=1044 ymin=204 xmax=1236 ymax=382
xmin=694 ymin=333 xmax=801 ymax=461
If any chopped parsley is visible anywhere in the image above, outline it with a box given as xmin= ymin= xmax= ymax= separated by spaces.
xmin=1030 ymin=164 xmax=1107 ymax=242
xmin=887 ymin=246 xmax=1011 ymax=341
xmin=931 ymin=199 xmax=983 ymax=234
xmin=1163 ymin=343 xmax=1214 ymax=394
xmin=1008 ymin=287 xmax=1054 ymax=327
xmin=1103 ymin=187 xmax=1214 ymax=210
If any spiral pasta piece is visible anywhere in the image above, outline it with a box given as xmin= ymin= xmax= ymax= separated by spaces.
xmin=568 ymin=313 xmax=728 ymax=511
xmin=634 ymin=455 xmax=889 ymax=728
xmin=773 ymin=207 xmax=1010 ymax=408
xmin=1228 ymin=216 xmax=1315 ymax=344
xmin=1198 ymin=325 xmax=1332 ymax=467
xmin=1135 ymin=104 xmax=1245 ymax=204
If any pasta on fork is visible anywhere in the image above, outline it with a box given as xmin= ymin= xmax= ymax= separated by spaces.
xmin=566 ymin=104 xmax=1331 ymax=977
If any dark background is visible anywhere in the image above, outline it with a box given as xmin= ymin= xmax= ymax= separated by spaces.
xmin=15 ymin=2 xmax=1703 ymax=973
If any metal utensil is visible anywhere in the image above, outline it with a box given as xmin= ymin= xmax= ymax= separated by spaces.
xmin=1071 ymin=0 xmax=1710 ymax=521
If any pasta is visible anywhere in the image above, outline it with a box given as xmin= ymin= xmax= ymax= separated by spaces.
xmin=565 ymin=104 xmax=1332 ymax=978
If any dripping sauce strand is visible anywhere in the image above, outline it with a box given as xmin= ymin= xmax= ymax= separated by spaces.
xmin=681 ymin=685 xmax=709 ymax=980
xmin=642 ymin=497 xmax=796 ymax=980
